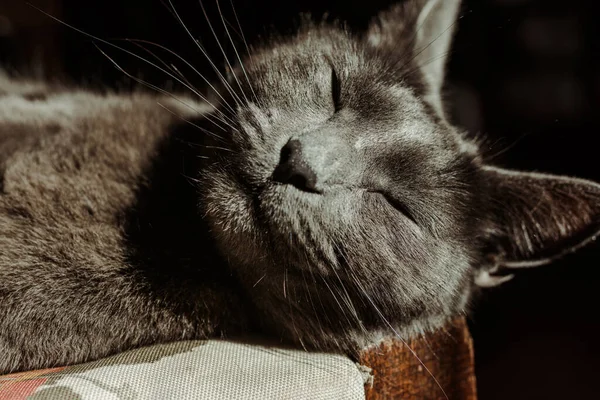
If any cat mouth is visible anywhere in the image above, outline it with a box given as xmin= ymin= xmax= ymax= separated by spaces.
xmin=255 ymin=179 xmax=419 ymax=229
xmin=266 ymin=177 xmax=420 ymax=226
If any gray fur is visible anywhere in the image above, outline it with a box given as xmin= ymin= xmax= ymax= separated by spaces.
xmin=1 ymin=0 xmax=600 ymax=373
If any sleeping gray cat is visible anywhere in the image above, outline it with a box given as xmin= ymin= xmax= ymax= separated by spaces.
xmin=1 ymin=0 xmax=599 ymax=374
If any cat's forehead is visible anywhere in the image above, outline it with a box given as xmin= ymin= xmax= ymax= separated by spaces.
xmin=246 ymin=29 xmax=382 ymax=94
xmin=250 ymin=26 xmax=359 ymax=71
xmin=235 ymin=24 xmax=467 ymax=156
xmin=243 ymin=27 xmax=420 ymax=116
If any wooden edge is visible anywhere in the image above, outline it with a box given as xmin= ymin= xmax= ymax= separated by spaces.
xmin=359 ymin=317 xmax=477 ymax=400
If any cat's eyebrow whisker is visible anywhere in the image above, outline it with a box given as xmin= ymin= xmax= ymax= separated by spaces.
xmin=94 ymin=44 xmax=228 ymax=136
xmin=222 ymin=18 xmax=245 ymax=42
xmin=198 ymin=0 xmax=250 ymax=105
xmin=215 ymin=0 xmax=258 ymax=103
xmin=203 ymin=145 xmax=235 ymax=153
xmin=158 ymin=0 xmax=179 ymax=21
xmin=166 ymin=0 xmax=245 ymax=107
xmin=156 ymin=102 xmax=227 ymax=142
xmin=123 ymin=39 xmax=237 ymax=131
xmin=228 ymin=0 xmax=253 ymax=63
xmin=26 ymin=3 xmax=236 ymax=130
xmin=124 ymin=38 xmax=237 ymax=116
xmin=171 ymin=64 xmax=195 ymax=92
xmin=99 ymin=42 xmax=234 ymax=132
xmin=348 ymin=273 xmax=449 ymax=400
xmin=124 ymin=39 xmax=198 ymax=97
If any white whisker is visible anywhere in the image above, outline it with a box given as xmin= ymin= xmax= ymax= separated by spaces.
xmin=26 ymin=4 xmax=236 ymax=130
xmin=283 ymin=268 xmax=287 ymax=299
xmin=215 ymin=0 xmax=258 ymax=102
xmin=402 ymin=49 xmax=456 ymax=79
xmin=198 ymin=0 xmax=249 ymax=104
xmin=398 ymin=16 xmax=462 ymax=74
xmin=299 ymin=265 xmax=327 ymax=339
xmin=94 ymin=44 xmax=229 ymax=136
xmin=166 ymin=0 xmax=245 ymax=106
xmin=348 ymin=272 xmax=449 ymax=400
xmin=319 ymin=274 xmax=354 ymax=327
xmin=125 ymin=40 xmax=197 ymax=94
xmin=156 ymin=102 xmax=225 ymax=141
xmin=252 ymin=273 xmax=266 ymax=287
xmin=228 ymin=0 xmax=253 ymax=63
xmin=124 ymin=38 xmax=237 ymax=116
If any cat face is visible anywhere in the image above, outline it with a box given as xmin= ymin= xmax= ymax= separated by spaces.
xmin=198 ymin=0 xmax=600 ymax=350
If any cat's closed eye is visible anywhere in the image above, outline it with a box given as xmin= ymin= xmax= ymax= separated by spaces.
xmin=367 ymin=189 xmax=419 ymax=226
xmin=331 ymin=66 xmax=342 ymax=112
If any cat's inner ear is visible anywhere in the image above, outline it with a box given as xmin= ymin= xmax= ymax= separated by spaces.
xmin=366 ymin=0 xmax=462 ymax=117
xmin=476 ymin=165 xmax=600 ymax=286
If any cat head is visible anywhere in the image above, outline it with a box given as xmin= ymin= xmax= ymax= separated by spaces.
xmin=196 ymin=0 xmax=600 ymax=349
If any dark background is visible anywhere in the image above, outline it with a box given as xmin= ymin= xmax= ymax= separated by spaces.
xmin=1 ymin=0 xmax=599 ymax=398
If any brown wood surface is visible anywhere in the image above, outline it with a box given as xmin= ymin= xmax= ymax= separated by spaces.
xmin=360 ymin=317 xmax=477 ymax=400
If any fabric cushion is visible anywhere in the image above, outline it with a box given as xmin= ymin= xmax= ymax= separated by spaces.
xmin=0 ymin=340 xmax=366 ymax=400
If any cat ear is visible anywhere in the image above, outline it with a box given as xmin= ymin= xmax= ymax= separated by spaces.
xmin=366 ymin=0 xmax=462 ymax=117
xmin=475 ymin=165 xmax=600 ymax=287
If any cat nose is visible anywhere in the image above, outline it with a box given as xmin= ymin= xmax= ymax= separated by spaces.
xmin=272 ymin=139 xmax=320 ymax=193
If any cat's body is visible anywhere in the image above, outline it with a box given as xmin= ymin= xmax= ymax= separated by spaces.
xmin=0 ymin=76 xmax=253 ymax=372
xmin=2 ymin=0 xmax=600 ymax=374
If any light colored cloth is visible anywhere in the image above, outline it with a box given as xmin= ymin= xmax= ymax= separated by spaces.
xmin=0 ymin=340 xmax=366 ymax=400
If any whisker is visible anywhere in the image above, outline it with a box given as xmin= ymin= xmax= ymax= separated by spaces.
xmin=401 ymin=48 xmax=457 ymax=79
xmin=198 ymin=0 xmax=249 ymax=104
xmin=483 ymin=132 xmax=532 ymax=162
xmin=124 ymin=38 xmax=237 ymax=116
xmin=216 ymin=0 xmax=258 ymax=102
xmin=228 ymin=0 xmax=253 ymax=62
xmin=124 ymin=39 xmax=196 ymax=93
xmin=203 ymin=145 xmax=235 ymax=152
xmin=304 ymin=251 xmax=334 ymax=329
xmin=299 ymin=265 xmax=327 ymax=340
xmin=329 ymin=242 xmax=367 ymax=334
xmin=381 ymin=2 xmax=441 ymax=77
xmin=299 ymin=223 xmax=356 ymax=327
xmin=121 ymin=39 xmax=211 ymax=112
xmin=398 ymin=15 xmax=462 ymax=75
xmin=283 ymin=267 xmax=287 ymax=299
xmin=348 ymin=273 xmax=449 ymax=400
xmin=26 ymin=3 xmax=236 ymax=130
xmin=158 ymin=0 xmax=179 ymax=20
xmin=324 ymin=242 xmax=363 ymax=326
xmin=166 ymin=0 xmax=245 ymax=106
xmin=319 ymin=273 xmax=354 ymax=328
xmin=223 ymin=16 xmax=244 ymax=44
xmin=156 ymin=101 xmax=226 ymax=141
xmin=93 ymin=44 xmax=228 ymax=136
xmin=171 ymin=64 xmax=194 ymax=90
xmin=252 ymin=273 xmax=266 ymax=287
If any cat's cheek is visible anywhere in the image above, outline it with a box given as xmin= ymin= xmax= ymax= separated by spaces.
xmin=201 ymin=173 xmax=261 ymax=253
